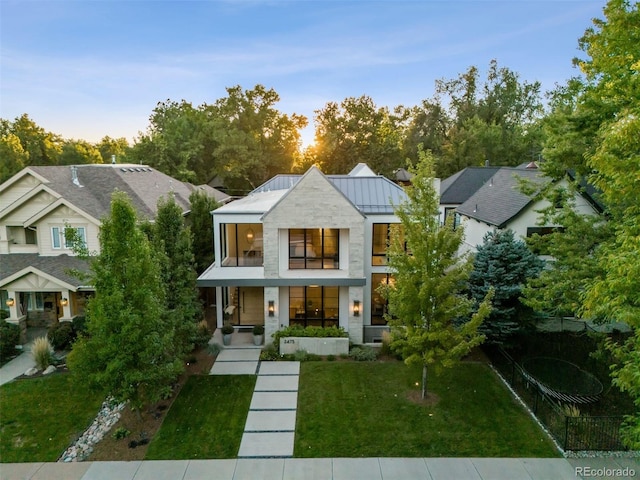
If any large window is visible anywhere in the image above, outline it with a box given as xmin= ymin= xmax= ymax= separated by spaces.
xmin=371 ymin=273 xmax=393 ymax=325
xmin=289 ymin=286 xmax=339 ymax=327
xmin=220 ymin=224 xmax=263 ymax=266
xmin=372 ymin=224 xmax=405 ymax=265
xmin=289 ymin=229 xmax=339 ymax=269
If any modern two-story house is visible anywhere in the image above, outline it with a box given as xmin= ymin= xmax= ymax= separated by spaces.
xmin=196 ymin=164 xmax=407 ymax=344
xmin=0 ymin=163 xmax=227 ymax=342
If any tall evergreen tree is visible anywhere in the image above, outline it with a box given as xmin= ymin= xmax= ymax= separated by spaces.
xmin=153 ymin=194 xmax=202 ymax=357
xmin=385 ymin=146 xmax=492 ymax=399
xmin=468 ymin=229 xmax=543 ymax=345
xmin=188 ymin=190 xmax=219 ymax=274
xmin=68 ymin=192 xmax=183 ymax=412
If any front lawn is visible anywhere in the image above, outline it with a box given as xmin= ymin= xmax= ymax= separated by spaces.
xmin=0 ymin=374 xmax=105 ymax=462
xmin=295 ymin=361 xmax=559 ymax=457
xmin=145 ymin=375 xmax=255 ymax=459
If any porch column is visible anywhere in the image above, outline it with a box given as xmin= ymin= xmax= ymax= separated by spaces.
xmin=60 ymin=289 xmax=72 ymax=321
xmin=5 ymin=289 xmax=18 ymax=321
xmin=264 ymin=286 xmax=279 ymax=342
xmin=5 ymin=289 xmax=27 ymax=344
xmin=215 ymin=286 xmax=223 ymax=329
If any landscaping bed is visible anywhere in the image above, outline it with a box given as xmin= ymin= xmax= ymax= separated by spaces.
xmin=88 ymin=346 xmax=215 ymax=461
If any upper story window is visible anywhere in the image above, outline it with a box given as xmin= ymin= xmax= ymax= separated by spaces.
xmin=289 ymin=228 xmax=339 ymax=269
xmin=51 ymin=226 xmax=86 ymax=250
xmin=443 ymin=208 xmax=460 ymax=229
xmin=372 ymin=223 xmax=405 ymax=266
xmin=220 ymin=223 xmax=263 ymax=267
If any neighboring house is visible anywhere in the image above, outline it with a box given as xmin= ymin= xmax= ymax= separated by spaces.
xmin=196 ymin=163 xmax=408 ymax=344
xmin=439 ymin=166 xmax=501 ymax=227
xmin=0 ymin=163 xmax=228 ymax=342
xmin=453 ymin=164 xmax=602 ymax=254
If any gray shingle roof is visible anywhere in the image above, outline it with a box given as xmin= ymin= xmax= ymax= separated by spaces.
xmin=27 ymin=165 xmax=225 ymax=221
xmin=440 ymin=167 xmax=502 ymax=205
xmin=456 ymin=168 xmax=548 ymax=227
xmin=253 ymin=173 xmax=407 ymax=214
xmin=0 ymin=254 xmax=90 ymax=288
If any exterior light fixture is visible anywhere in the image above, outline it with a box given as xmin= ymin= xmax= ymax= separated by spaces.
xmin=268 ymin=300 xmax=275 ymax=317
xmin=353 ymin=300 xmax=360 ymax=317
xmin=60 ymin=298 xmax=69 ymax=307
xmin=246 ymin=227 xmax=255 ymax=244
xmin=6 ymin=298 xmax=15 ymax=307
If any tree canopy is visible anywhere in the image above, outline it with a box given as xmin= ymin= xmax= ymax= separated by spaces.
xmin=385 ymin=146 xmax=492 ymax=399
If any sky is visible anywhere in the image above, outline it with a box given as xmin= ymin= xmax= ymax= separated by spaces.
xmin=0 ymin=0 xmax=606 ymax=147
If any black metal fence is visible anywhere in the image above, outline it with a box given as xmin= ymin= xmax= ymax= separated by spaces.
xmin=485 ymin=346 xmax=627 ymax=451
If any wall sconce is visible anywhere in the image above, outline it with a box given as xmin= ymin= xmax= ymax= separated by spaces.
xmin=246 ymin=227 xmax=254 ymax=244
xmin=268 ymin=300 xmax=275 ymax=317
xmin=353 ymin=300 xmax=360 ymax=317
xmin=6 ymin=298 xmax=15 ymax=307
xmin=60 ymin=298 xmax=69 ymax=307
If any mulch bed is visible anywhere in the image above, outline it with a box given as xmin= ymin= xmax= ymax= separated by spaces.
xmin=88 ymin=347 xmax=215 ymax=461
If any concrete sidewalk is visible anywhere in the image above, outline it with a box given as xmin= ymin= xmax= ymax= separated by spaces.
xmin=1 ymin=457 xmax=637 ymax=480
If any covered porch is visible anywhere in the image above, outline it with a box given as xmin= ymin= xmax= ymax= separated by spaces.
xmin=0 ymin=255 xmax=91 ymax=343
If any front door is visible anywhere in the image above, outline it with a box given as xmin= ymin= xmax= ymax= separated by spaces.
xmin=237 ymin=287 xmax=264 ymax=326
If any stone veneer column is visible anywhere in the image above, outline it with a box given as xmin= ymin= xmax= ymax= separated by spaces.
xmin=263 ymin=286 xmax=280 ymax=344
xmin=348 ymin=286 xmax=364 ymax=344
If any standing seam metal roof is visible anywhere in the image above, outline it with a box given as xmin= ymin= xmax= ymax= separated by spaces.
xmin=252 ymin=174 xmax=406 ymax=214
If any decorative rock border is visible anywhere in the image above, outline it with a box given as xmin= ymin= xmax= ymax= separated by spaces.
xmin=59 ymin=397 xmax=125 ymax=462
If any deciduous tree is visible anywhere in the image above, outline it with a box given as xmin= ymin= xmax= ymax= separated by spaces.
xmin=385 ymin=146 xmax=492 ymax=399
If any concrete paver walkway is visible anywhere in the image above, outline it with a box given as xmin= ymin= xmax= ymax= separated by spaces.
xmin=239 ymin=361 xmax=300 ymax=458
xmin=2 ymin=457 xmax=636 ymax=480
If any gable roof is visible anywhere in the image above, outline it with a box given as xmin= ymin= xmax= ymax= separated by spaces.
xmin=456 ymin=167 xmax=548 ymax=228
xmin=2 ymin=164 xmax=227 ymax=222
xmin=250 ymin=165 xmax=407 ymax=215
xmin=0 ymin=254 xmax=90 ymax=290
xmin=440 ymin=166 xmax=501 ymax=205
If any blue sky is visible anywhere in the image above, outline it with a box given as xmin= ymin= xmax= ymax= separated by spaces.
xmin=1 ymin=0 xmax=605 ymax=146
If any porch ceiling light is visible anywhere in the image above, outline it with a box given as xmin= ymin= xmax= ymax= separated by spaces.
xmin=6 ymin=298 xmax=14 ymax=307
xmin=353 ymin=300 xmax=360 ymax=317
xmin=268 ymin=300 xmax=275 ymax=317
xmin=60 ymin=298 xmax=69 ymax=307
xmin=246 ymin=227 xmax=255 ymax=244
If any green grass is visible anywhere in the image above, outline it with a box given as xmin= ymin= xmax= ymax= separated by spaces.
xmin=0 ymin=374 xmax=105 ymax=462
xmin=295 ymin=362 xmax=560 ymax=458
xmin=145 ymin=375 xmax=256 ymax=459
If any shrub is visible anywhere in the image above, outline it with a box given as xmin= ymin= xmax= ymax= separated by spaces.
xmin=207 ymin=342 xmax=222 ymax=357
xmin=112 ymin=427 xmax=131 ymax=440
xmin=293 ymin=349 xmax=320 ymax=362
xmin=272 ymin=325 xmax=347 ymax=350
xmin=32 ymin=337 xmax=54 ymax=370
xmin=221 ymin=325 xmax=234 ymax=335
xmin=47 ymin=322 xmax=76 ymax=350
xmin=252 ymin=325 xmax=264 ymax=335
xmin=194 ymin=320 xmax=211 ymax=347
xmin=0 ymin=320 xmax=20 ymax=361
xmin=0 ymin=310 xmax=9 ymax=320
xmin=326 ymin=354 xmax=336 ymax=361
xmin=260 ymin=343 xmax=279 ymax=361
xmin=349 ymin=345 xmax=378 ymax=361
xmin=72 ymin=315 xmax=87 ymax=335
